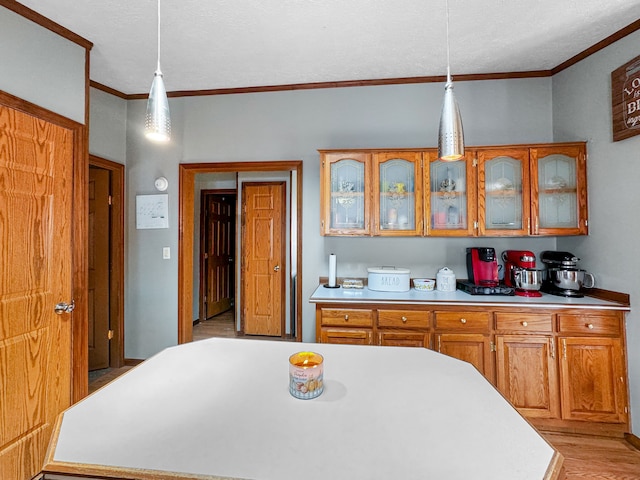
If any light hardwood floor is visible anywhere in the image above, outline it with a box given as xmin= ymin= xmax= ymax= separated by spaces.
xmin=88 ymin=311 xmax=640 ymax=478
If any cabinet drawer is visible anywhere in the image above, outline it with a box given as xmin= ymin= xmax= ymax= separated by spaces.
xmin=378 ymin=331 xmax=430 ymax=348
xmin=320 ymin=328 xmax=373 ymax=345
xmin=378 ymin=310 xmax=430 ymax=328
xmin=558 ymin=313 xmax=621 ymax=335
xmin=495 ymin=313 xmax=553 ymax=332
xmin=434 ymin=311 xmax=491 ymax=331
xmin=320 ymin=308 xmax=373 ymax=327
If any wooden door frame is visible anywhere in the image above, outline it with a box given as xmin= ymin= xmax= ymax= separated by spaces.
xmin=89 ymin=156 xmax=125 ymax=368
xmin=179 ymin=161 xmax=303 ymax=344
xmin=0 ymin=90 xmax=88 ymax=402
xmin=199 ymin=189 xmax=236 ymax=322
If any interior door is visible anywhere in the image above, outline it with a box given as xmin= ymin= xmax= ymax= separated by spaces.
xmin=89 ymin=166 xmax=111 ymax=370
xmin=241 ymin=182 xmax=286 ymax=336
xmin=201 ymin=192 xmax=235 ymax=319
xmin=0 ymin=105 xmax=74 ymax=479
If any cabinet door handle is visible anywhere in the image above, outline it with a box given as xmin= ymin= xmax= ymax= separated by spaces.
xmin=550 ymin=338 xmax=555 ymax=359
xmin=460 ymin=318 xmax=467 ymax=324
xmin=562 ymin=339 xmax=567 ymax=360
xmin=401 ymin=316 xmax=408 ymax=323
xmin=521 ymin=321 xmax=528 ymax=327
xmin=344 ymin=314 xmax=349 ymax=321
xmin=586 ymin=323 xmax=594 ymax=329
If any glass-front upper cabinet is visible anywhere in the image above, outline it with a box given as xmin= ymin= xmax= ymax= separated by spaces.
xmin=530 ymin=143 xmax=588 ymax=235
xmin=319 ymin=152 xmax=371 ymax=236
xmin=373 ymin=152 xmax=423 ymax=236
xmin=426 ymin=150 xmax=476 ymax=236
xmin=477 ymin=148 xmax=530 ymax=236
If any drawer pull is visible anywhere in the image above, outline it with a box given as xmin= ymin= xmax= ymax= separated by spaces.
xmin=460 ymin=318 xmax=467 ymax=324
xmin=344 ymin=314 xmax=349 ymax=321
xmin=401 ymin=316 xmax=408 ymax=323
xmin=521 ymin=321 xmax=528 ymax=327
xmin=586 ymin=323 xmax=594 ymax=329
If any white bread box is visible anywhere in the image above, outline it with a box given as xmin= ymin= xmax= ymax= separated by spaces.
xmin=367 ymin=267 xmax=411 ymax=292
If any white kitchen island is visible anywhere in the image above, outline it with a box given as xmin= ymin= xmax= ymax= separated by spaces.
xmin=43 ymin=338 xmax=562 ymax=480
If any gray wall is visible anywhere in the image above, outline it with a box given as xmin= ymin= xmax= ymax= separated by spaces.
xmin=116 ymin=77 xmax=554 ymax=360
xmin=552 ymin=29 xmax=640 ymax=435
xmin=0 ymin=6 xmax=85 ymax=123
xmin=89 ymin=88 xmax=128 ymax=163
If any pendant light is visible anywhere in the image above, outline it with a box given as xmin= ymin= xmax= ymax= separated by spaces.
xmin=145 ymin=0 xmax=171 ymax=142
xmin=437 ymin=0 xmax=464 ymax=161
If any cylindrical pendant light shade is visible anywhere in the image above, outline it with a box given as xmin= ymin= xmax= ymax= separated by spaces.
xmin=438 ymin=81 xmax=464 ymax=161
xmin=145 ymin=70 xmax=171 ymax=142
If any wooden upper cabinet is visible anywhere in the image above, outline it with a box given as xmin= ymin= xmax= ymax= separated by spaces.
xmin=530 ymin=143 xmax=588 ymax=236
xmin=319 ymin=143 xmax=588 ymax=237
xmin=477 ymin=148 xmax=531 ymax=236
xmin=373 ymin=151 xmax=423 ymax=236
xmin=425 ymin=150 xmax=477 ymax=236
xmin=320 ymin=152 xmax=371 ymax=236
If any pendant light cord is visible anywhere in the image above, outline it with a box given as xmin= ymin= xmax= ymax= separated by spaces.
xmin=156 ymin=0 xmax=162 ymax=73
xmin=445 ymin=0 xmax=452 ymax=84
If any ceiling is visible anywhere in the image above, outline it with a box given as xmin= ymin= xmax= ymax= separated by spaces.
xmin=17 ymin=0 xmax=640 ymax=96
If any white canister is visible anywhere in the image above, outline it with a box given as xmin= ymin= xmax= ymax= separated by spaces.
xmin=367 ymin=267 xmax=411 ymax=292
xmin=436 ymin=267 xmax=456 ymax=292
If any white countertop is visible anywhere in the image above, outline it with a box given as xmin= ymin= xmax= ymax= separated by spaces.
xmin=310 ymin=285 xmax=629 ymax=310
xmin=45 ymin=338 xmax=560 ymax=480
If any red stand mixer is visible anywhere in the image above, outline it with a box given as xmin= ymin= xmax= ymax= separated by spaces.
xmin=502 ymin=250 xmax=544 ymax=297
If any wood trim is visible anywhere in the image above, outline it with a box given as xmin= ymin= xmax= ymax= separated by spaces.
xmin=179 ymin=162 xmax=303 ymax=344
xmin=624 ymin=432 xmax=640 ymax=451
xmin=543 ymin=451 xmax=565 ymax=480
xmin=124 ymin=358 xmax=145 ymax=367
xmin=91 ymin=19 xmax=640 ymax=100
xmin=0 ymin=0 xmax=93 ymax=50
xmin=90 ymin=80 xmax=130 ymax=100
xmin=89 ymin=156 xmax=126 ymax=368
xmin=552 ymin=18 xmax=640 ymax=75
xmin=586 ymin=288 xmax=631 ymax=307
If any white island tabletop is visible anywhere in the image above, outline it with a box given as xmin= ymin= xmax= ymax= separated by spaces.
xmin=44 ymin=338 xmax=562 ymax=480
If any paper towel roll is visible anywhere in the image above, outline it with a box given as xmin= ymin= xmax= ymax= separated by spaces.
xmin=328 ymin=254 xmax=337 ymax=287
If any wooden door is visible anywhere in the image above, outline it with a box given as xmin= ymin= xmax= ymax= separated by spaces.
xmin=436 ymin=333 xmax=493 ymax=381
xmin=89 ymin=166 xmax=110 ymax=370
xmin=200 ymin=192 xmax=235 ymax=320
xmin=0 ymin=106 xmax=74 ymax=479
xmin=241 ymin=182 xmax=286 ymax=336
xmin=495 ymin=335 xmax=560 ymax=419
xmin=559 ymin=337 xmax=627 ymax=423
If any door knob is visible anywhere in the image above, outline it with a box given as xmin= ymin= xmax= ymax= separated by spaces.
xmin=273 ymin=265 xmax=280 ymax=271
xmin=54 ymin=300 xmax=75 ymax=315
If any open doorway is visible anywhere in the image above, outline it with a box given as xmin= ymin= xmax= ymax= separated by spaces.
xmin=179 ymin=161 xmax=303 ymax=344
xmin=88 ymin=156 xmax=125 ymax=371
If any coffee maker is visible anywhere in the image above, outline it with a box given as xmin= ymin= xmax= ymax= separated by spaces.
xmin=502 ymin=250 xmax=543 ymax=297
xmin=467 ymin=247 xmax=499 ymax=286
xmin=458 ymin=247 xmax=514 ymax=295
xmin=540 ymin=251 xmax=595 ymax=297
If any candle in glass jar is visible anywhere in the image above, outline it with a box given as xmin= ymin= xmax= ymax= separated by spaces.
xmin=289 ymin=351 xmax=324 ymax=399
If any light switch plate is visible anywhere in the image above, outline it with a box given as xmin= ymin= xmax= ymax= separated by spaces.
xmin=163 ymin=247 xmax=170 ymax=259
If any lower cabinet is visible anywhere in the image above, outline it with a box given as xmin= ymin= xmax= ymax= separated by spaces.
xmin=315 ymin=302 xmax=630 ymax=434
xmin=495 ymin=334 xmax=560 ymax=419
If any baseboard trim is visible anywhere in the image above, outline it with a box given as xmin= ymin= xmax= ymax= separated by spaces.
xmin=625 ymin=432 xmax=640 ymax=450
xmin=124 ymin=358 xmax=144 ymax=367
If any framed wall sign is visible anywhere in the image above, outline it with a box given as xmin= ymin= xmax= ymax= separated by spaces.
xmin=611 ymin=53 xmax=640 ymax=142
xmin=136 ymin=194 xmax=169 ymax=229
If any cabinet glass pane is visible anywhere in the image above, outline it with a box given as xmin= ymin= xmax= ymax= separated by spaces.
xmin=330 ymin=159 xmax=365 ymax=229
xmin=379 ymin=159 xmax=416 ymax=230
xmin=538 ymin=154 xmax=578 ymax=228
xmin=485 ymin=156 xmax=523 ymax=230
xmin=430 ymin=159 xmax=467 ymax=230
